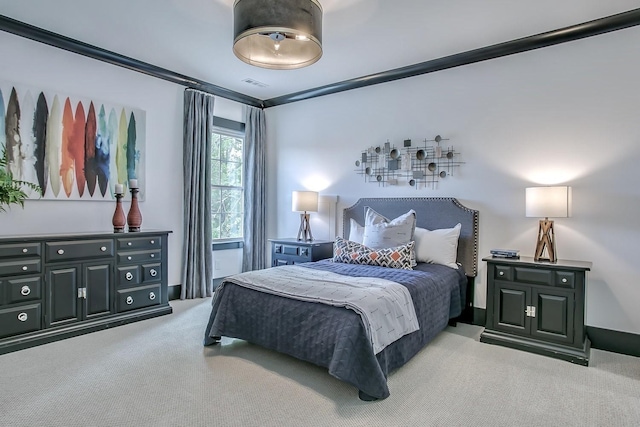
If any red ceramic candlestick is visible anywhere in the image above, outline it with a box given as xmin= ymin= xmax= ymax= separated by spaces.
xmin=127 ymin=187 xmax=142 ymax=232
xmin=112 ymin=193 xmax=126 ymax=233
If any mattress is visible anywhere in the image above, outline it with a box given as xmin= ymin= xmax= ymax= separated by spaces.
xmin=204 ymin=260 xmax=466 ymax=400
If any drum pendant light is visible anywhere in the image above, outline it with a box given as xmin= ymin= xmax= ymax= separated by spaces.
xmin=233 ymin=0 xmax=323 ymax=70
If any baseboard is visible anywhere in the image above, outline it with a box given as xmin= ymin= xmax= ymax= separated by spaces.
xmin=587 ymin=326 xmax=640 ymax=358
xmin=168 ymin=285 xmax=181 ymax=300
xmin=473 ymin=307 xmax=486 ymax=326
xmin=168 ymin=282 xmax=222 ymax=300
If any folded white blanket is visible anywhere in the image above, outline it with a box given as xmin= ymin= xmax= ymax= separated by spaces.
xmin=220 ymin=265 xmax=419 ymax=354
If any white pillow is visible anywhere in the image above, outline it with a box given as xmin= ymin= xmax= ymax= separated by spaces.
xmin=348 ymin=218 xmax=364 ymax=244
xmin=362 ymin=208 xmax=416 ymax=249
xmin=413 ymin=223 xmax=461 ymax=269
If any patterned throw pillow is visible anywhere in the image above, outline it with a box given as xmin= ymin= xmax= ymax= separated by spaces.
xmin=333 ymin=236 xmax=414 ymax=270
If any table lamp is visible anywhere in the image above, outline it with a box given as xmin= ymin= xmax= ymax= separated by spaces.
xmin=292 ymin=190 xmax=318 ymax=241
xmin=525 ymin=186 xmax=571 ymax=262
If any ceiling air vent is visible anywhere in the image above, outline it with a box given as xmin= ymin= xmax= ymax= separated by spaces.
xmin=241 ymin=78 xmax=269 ymax=88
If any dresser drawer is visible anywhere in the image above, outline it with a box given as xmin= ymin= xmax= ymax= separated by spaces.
xmin=280 ymin=244 xmax=310 ymax=259
xmin=6 ymin=276 xmax=42 ymax=304
xmin=0 ymin=258 xmax=41 ymax=276
xmin=494 ymin=265 xmax=513 ymax=281
xmin=117 ymin=236 xmax=162 ymax=251
xmin=116 ymin=285 xmax=161 ymax=312
xmin=0 ymin=242 xmax=41 ymax=259
xmin=117 ymin=265 xmax=141 ymax=287
xmin=142 ymin=263 xmax=162 ymax=283
xmin=46 ymin=240 xmax=114 ymax=262
xmin=555 ymin=271 xmax=575 ymax=288
xmin=514 ymin=267 xmax=553 ymax=286
xmin=117 ymin=250 xmax=161 ymax=264
xmin=0 ymin=303 xmax=42 ymax=339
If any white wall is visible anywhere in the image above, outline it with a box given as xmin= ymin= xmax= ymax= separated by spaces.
xmin=0 ymin=31 xmax=245 ymax=288
xmin=266 ymin=26 xmax=640 ymax=335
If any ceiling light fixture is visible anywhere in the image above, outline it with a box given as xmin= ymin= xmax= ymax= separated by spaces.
xmin=232 ymin=0 xmax=323 ymax=70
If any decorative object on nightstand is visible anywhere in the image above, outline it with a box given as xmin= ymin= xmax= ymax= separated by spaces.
xmin=480 ymin=256 xmax=592 ymax=365
xmin=269 ymin=238 xmax=333 ymax=267
xmin=292 ymin=190 xmax=318 ymax=241
xmin=127 ymin=179 xmax=142 ymax=232
xmin=490 ymin=249 xmax=520 ymax=259
xmin=112 ymin=183 xmax=126 ymax=233
xmin=525 ymin=186 xmax=571 ymax=262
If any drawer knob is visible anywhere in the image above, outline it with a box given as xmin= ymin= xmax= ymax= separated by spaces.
xmin=150 ymin=269 xmax=157 ymax=277
xmin=498 ymin=271 xmax=504 ymax=276
xmin=22 ymin=248 xmax=28 ymax=253
xmin=149 ymin=292 xmax=156 ymax=300
xmin=22 ymin=266 xmax=28 ymax=271
xmin=17 ymin=312 xmax=28 ymax=322
xmin=150 ymin=253 xmax=155 ymax=258
xmin=57 ymin=249 xmax=64 ymax=255
xmin=126 ymin=272 xmax=134 ymax=281
xmin=21 ymin=286 xmax=31 ymax=296
xmin=150 ymin=240 xmax=155 ymax=244
xmin=126 ymin=296 xmax=134 ymax=305
xmin=100 ymin=246 xmax=107 ymax=252
xmin=127 ymin=256 xmax=132 ymax=261
xmin=127 ymin=242 xmax=132 ymax=246
xmin=562 ymin=278 xmax=568 ymax=283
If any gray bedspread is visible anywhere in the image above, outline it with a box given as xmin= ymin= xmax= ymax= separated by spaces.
xmin=204 ymin=260 xmax=466 ymax=400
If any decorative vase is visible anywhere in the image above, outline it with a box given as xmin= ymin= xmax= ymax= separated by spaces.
xmin=127 ymin=187 xmax=142 ymax=232
xmin=112 ymin=193 xmax=126 ymax=233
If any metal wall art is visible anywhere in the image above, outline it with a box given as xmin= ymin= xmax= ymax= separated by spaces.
xmin=354 ymin=135 xmax=463 ymax=189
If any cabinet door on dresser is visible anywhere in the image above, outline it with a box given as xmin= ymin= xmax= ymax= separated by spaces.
xmin=493 ymin=282 xmax=574 ymax=345
xmin=493 ymin=282 xmax=529 ymax=334
xmin=45 ymin=261 xmax=113 ymax=327
xmin=46 ymin=266 xmax=81 ymax=327
xmin=84 ymin=263 xmax=113 ymax=319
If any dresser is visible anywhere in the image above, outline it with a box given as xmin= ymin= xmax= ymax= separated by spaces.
xmin=480 ymin=256 xmax=592 ymax=365
xmin=0 ymin=231 xmax=172 ymax=355
xmin=269 ymin=238 xmax=334 ymax=267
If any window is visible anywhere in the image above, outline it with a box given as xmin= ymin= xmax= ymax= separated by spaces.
xmin=211 ymin=127 xmax=244 ymax=240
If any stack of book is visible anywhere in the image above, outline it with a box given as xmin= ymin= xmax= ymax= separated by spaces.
xmin=490 ymin=249 xmax=520 ymax=259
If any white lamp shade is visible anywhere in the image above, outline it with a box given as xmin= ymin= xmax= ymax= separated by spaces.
xmin=292 ymin=191 xmax=318 ymax=212
xmin=525 ymin=186 xmax=571 ymax=218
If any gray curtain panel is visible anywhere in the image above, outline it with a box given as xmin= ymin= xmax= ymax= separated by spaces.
xmin=181 ymin=89 xmax=214 ymax=299
xmin=242 ymin=106 xmax=267 ymax=272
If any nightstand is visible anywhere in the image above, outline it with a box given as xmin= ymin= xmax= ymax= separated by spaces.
xmin=269 ymin=239 xmax=334 ymax=267
xmin=480 ymin=256 xmax=592 ymax=365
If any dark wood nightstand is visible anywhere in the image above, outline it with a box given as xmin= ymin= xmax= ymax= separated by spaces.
xmin=269 ymin=238 xmax=334 ymax=267
xmin=480 ymin=256 xmax=592 ymax=365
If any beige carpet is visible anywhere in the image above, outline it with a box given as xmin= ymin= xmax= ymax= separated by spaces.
xmin=0 ymin=298 xmax=638 ymax=427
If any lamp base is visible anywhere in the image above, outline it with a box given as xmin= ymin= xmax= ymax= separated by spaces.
xmin=534 ymin=218 xmax=557 ymax=263
xmin=297 ymin=212 xmax=314 ymax=241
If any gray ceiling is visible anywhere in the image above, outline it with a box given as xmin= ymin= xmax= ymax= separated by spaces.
xmin=1 ymin=0 xmax=639 ymax=104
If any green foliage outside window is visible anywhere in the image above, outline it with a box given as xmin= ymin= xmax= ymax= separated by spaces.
xmin=211 ymin=131 xmax=243 ymax=240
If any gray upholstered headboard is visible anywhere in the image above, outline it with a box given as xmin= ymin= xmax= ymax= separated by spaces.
xmin=343 ymin=198 xmax=479 ymax=277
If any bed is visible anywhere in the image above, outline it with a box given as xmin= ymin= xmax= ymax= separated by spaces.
xmin=204 ymin=197 xmax=479 ymax=400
